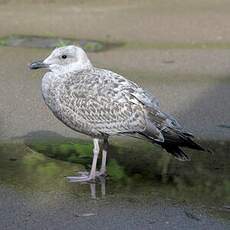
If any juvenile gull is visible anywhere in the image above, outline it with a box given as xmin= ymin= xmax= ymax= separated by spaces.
xmin=30 ymin=45 xmax=205 ymax=182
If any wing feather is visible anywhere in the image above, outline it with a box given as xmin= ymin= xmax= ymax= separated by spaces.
xmin=51 ymin=68 xmax=183 ymax=140
xmin=56 ymin=69 xmax=147 ymax=135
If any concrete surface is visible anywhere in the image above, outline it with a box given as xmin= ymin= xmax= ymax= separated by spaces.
xmin=1 ymin=186 xmax=228 ymax=230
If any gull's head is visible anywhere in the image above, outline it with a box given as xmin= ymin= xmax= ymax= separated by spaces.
xmin=30 ymin=45 xmax=92 ymax=74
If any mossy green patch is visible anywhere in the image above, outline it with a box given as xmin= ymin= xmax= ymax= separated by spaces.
xmin=27 ymin=141 xmax=93 ymax=167
xmin=0 ymin=37 xmax=7 ymax=46
xmin=0 ymin=35 xmax=123 ymax=52
xmin=107 ymin=159 xmax=126 ymax=181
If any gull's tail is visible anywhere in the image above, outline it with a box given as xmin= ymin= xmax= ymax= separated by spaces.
xmin=141 ymin=128 xmax=207 ymax=161
xmin=160 ymin=130 xmax=206 ymax=161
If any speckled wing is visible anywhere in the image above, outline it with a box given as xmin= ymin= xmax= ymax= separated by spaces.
xmin=55 ymin=68 xmax=148 ymax=137
xmin=131 ymin=87 xmax=184 ymax=139
xmin=54 ymin=68 xmax=182 ymax=141
xmin=131 ymin=87 xmax=182 ymax=131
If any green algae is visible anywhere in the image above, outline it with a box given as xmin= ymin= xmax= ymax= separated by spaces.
xmin=2 ymin=35 xmax=230 ymax=52
xmin=0 ymin=35 xmax=123 ymax=52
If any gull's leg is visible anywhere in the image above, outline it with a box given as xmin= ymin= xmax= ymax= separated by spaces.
xmin=67 ymin=138 xmax=100 ymax=182
xmin=96 ymin=138 xmax=108 ymax=177
xmin=89 ymin=138 xmax=100 ymax=179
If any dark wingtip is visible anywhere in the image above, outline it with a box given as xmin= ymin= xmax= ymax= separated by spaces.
xmin=184 ymin=136 xmax=213 ymax=154
xmin=174 ymin=152 xmax=191 ymax=161
xmin=162 ymin=144 xmax=191 ymax=161
xmin=182 ymin=132 xmax=194 ymax=138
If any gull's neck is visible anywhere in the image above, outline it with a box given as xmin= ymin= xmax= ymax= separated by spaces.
xmin=70 ymin=59 xmax=93 ymax=73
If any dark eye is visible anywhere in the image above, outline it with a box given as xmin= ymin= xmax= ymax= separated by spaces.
xmin=61 ymin=55 xmax=67 ymax=59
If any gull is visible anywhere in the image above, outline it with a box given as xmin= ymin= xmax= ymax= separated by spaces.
xmin=30 ymin=45 xmax=205 ymax=182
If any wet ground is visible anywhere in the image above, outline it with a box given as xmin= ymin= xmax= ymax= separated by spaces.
xmin=0 ymin=140 xmax=229 ymax=230
xmin=0 ymin=0 xmax=230 ymax=229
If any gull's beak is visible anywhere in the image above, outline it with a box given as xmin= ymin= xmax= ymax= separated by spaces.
xmin=29 ymin=60 xmax=49 ymax=70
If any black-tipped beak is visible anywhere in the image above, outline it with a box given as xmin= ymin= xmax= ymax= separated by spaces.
xmin=29 ymin=60 xmax=49 ymax=70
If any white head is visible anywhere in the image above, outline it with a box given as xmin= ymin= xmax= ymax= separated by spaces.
xmin=30 ymin=45 xmax=92 ymax=74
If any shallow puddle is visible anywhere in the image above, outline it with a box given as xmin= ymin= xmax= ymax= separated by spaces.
xmin=0 ymin=139 xmax=229 ymax=223
xmin=0 ymin=35 xmax=123 ymax=52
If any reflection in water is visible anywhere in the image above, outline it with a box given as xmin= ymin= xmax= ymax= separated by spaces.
xmin=88 ymin=177 xmax=106 ymax=199
xmin=0 ymin=140 xmax=229 ymax=219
